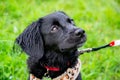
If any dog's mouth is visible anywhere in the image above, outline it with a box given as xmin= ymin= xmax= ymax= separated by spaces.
xmin=60 ymin=41 xmax=86 ymax=52
xmin=59 ymin=34 xmax=87 ymax=52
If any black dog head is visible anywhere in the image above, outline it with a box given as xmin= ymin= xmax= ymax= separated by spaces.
xmin=16 ymin=11 xmax=86 ymax=60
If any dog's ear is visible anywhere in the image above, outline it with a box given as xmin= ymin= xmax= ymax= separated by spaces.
xmin=16 ymin=19 xmax=44 ymax=61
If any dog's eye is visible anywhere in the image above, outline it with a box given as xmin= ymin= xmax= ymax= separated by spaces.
xmin=51 ymin=25 xmax=59 ymax=33
xmin=67 ymin=18 xmax=75 ymax=25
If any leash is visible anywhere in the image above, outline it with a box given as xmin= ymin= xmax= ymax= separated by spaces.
xmin=78 ymin=40 xmax=120 ymax=55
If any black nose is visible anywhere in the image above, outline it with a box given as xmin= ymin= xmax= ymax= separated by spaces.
xmin=75 ymin=29 xmax=85 ymax=36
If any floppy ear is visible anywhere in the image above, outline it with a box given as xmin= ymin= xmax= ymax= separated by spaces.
xmin=16 ymin=19 xmax=44 ymax=61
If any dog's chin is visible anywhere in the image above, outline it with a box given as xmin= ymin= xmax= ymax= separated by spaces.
xmin=76 ymin=43 xmax=84 ymax=48
xmin=59 ymin=36 xmax=87 ymax=53
xmin=59 ymin=41 xmax=85 ymax=53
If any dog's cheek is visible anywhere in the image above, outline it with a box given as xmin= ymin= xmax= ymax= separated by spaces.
xmin=43 ymin=34 xmax=58 ymax=46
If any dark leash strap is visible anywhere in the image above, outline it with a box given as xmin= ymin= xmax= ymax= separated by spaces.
xmin=78 ymin=44 xmax=110 ymax=55
xmin=78 ymin=40 xmax=120 ymax=55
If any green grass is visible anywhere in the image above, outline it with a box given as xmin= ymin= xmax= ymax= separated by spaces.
xmin=0 ymin=0 xmax=120 ymax=80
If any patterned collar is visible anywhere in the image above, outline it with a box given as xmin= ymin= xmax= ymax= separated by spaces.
xmin=30 ymin=59 xmax=81 ymax=80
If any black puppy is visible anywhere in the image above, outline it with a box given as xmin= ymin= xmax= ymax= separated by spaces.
xmin=16 ymin=11 xmax=86 ymax=80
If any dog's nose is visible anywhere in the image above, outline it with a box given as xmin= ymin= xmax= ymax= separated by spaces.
xmin=75 ymin=29 xmax=85 ymax=37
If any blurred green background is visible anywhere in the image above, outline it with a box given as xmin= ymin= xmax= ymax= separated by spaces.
xmin=0 ymin=0 xmax=120 ymax=80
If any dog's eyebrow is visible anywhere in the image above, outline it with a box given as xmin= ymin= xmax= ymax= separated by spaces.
xmin=52 ymin=21 xmax=60 ymax=25
xmin=67 ymin=18 xmax=74 ymax=23
xmin=70 ymin=19 xmax=74 ymax=21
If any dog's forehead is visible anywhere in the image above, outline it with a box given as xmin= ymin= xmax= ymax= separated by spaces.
xmin=41 ymin=12 xmax=70 ymax=33
xmin=43 ymin=11 xmax=69 ymax=21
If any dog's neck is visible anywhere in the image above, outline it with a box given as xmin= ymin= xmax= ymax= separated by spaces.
xmin=41 ymin=50 xmax=78 ymax=71
xmin=27 ymin=49 xmax=79 ymax=79
xmin=37 ymin=50 xmax=78 ymax=78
